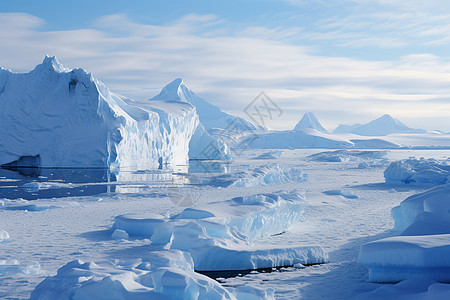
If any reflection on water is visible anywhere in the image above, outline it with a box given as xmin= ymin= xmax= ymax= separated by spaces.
xmin=0 ymin=160 xmax=231 ymax=200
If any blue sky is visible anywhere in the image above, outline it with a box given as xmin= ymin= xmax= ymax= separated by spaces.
xmin=1 ymin=0 xmax=450 ymax=131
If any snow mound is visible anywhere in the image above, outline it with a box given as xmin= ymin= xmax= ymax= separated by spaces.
xmin=294 ymin=112 xmax=327 ymax=132
xmin=0 ymin=259 xmax=40 ymax=275
xmin=252 ymin=150 xmax=283 ymax=160
xmin=308 ymin=150 xmax=388 ymax=162
xmin=323 ymin=189 xmax=358 ymax=199
xmin=230 ymin=164 xmax=307 ymax=188
xmin=334 ymin=114 xmax=426 ymax=136
xmin=384 ymin=158 xmax=450 ymax=185
xmin=358 ymin=279 xmax=450 ymax=300
xmin=0 ymin=57 xmax=227 ymax=169
xmin=113 ymin=191 xmax=327 ymax=271
xmin=0 ymin=229 xmax=9 ymax=241
xmin=31 ymin=251 xmax=241 ymax=300
xmin=151 ymin=78 xmax=261 ymax=131
xmin=358 ymin=234 xmax=450 ymax=282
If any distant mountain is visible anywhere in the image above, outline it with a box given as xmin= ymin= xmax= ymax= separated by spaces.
xmin=294 ymin=112 xmax=327 ymax=132
xmin=151 ymin=78 xmax=262 ymax=131
xmin=333 ymin=114 xmax=426 ymax=136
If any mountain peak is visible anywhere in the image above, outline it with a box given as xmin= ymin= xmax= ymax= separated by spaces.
xmin=33 ymin=56 xmax=70 ymax=74
xmin=294 ymin=112 xmax=327 ymax=132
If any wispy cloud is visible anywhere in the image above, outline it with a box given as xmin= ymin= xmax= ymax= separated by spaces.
xmin=0 ymin=12 xmax=449 ymax=131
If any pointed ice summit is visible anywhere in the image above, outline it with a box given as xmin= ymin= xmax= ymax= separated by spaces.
xmin=294 ymin=112 xmax=327 ymax=132
xmin=151 ymin=78 xmax=262 ymax=131
xmin=334 ymin=114 xmax=426 ymax=136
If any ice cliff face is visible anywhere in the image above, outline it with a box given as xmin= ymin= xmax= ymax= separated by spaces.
xmin=0 ymin=56 xmax=203 ymax=169
xmin=151 ymin=78 xmax=262 ymax=131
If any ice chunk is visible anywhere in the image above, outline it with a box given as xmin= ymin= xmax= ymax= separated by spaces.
xmin=384 ymin=158 xmax=450 ymax=185
xmin=323 ymin=189 xmax=358 ymax=199
xmin=252 ymin=150 xmax=283 ymax=160
xmin=391 ymin=184 xmax=450 ymax=235
xmin=0 ymin=259 xmax=40 ymax=275
xmin=308 ymin=149 xmax=388 ymax=162
xmin=357 ymin=279 xmax=450 ymax=300
xmin=111 ymin=229 xmax=129 ymax=240
xmin=0 ymin=229 xmax=9 ymax=241
xmin=230 ymin=164 xmax=307 ymax=188
xmin=31 ymin=251 xmax=237 ymax=300
xmin=358 ymin=234 xmax=450 ymax=282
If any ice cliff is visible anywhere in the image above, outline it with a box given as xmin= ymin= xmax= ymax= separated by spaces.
xmin=0 ymin=57 xmax=228 ymax=169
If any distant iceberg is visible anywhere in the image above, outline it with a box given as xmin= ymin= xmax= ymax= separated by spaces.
xmin=294 ymin=112 xmax=327 ymax=132
xmin=334 ymin=114 xmax=426 ymax=136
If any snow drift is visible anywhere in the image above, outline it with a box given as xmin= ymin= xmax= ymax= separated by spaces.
xmin=0 ymin=57 xmax=228 ymax=169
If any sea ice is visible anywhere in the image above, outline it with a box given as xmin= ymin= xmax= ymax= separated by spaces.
xmin=308 ymin=149 xmax=388 ymax=163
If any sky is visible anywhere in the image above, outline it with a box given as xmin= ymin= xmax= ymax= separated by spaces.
xmin=1 ymin=0 xmax=450 ymax=131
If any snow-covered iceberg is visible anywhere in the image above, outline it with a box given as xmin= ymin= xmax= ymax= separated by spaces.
xmin=0 ymin=57 xmax=229 ymax=170
xmin=113 ymin=191 xmax=327 ymax=271
xmin=384 ymin=158 xmax=450 ymax=185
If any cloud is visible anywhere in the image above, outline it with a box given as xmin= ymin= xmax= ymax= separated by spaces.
xmin=0 ymin=12 xmax=449 ymax=131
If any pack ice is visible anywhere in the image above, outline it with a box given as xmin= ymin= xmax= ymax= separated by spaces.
xmin=0 ymin=56 xmax=228 ymax=169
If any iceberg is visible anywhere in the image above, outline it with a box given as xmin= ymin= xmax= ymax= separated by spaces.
xmin=334 ymin=114 xmax=426 ymax=136
xmin=151 ymin=78 xmax=261 ymax=131
xmin=293 ymin=112 xmax=327 ymax=132
xmin=0 ymin=57 xmax=229 ymax=169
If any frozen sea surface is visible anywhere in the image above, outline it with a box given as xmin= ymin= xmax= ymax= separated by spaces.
xmin=1 ymin=149 xmax=450 ymax=299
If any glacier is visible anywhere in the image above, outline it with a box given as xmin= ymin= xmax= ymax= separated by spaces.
xmin=0 ymin=57 xmax=229 ymax=169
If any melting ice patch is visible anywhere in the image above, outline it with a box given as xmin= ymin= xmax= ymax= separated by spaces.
xmin=384 ymin=158 xmax=450 ymax=185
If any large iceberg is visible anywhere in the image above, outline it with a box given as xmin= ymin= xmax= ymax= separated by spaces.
xmin=0 ymin=57 xmax=228 ymax=169
xmin=151 ymin=78 xmax=261 ymax=131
